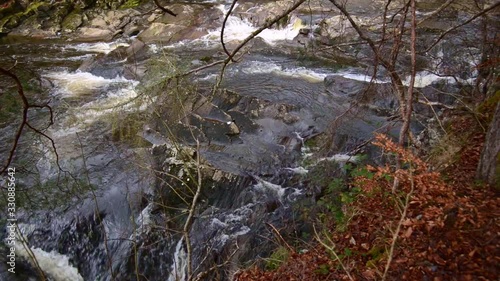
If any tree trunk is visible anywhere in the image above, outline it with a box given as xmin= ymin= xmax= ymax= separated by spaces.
xmin=477 ymin=101 xmax=500 ymax=188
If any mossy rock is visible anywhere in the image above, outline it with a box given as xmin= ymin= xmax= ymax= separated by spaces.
xmin=23 ymin=1 xmax=49 ymax=15
xmin=0 ymin=14 xmax=21 ymax=30
xmin=76 ymin=0 xmax=97 ymax=9
xmin=62 ymin=10 xmax=83 ymax=32
xmin=0 ymin=1 xmax=50 ymax=32
xmin=0 ymin=0 xmax=17 ymax=19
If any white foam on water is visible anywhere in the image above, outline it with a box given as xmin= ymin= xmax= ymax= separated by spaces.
xmin=66 ymin=42 xmax=130 ymax=54
xmin=403 ymin=71 xmax=475 ymax=88
xmin=15 ymin=243 xmax=84 ymax=281
xmin=74 ymin=85 xmax=140 ymax=123
xmin=284 ymin=166 xmax=309 ymax=175
xmin=241 ymin=61 xmax=328 ymax=82
xmin=232 ymin=225 xmax=251 ymax=236
xmin=51 ymin=126 xmax=81 ymax=138
xmin=168 ymin=238 xmax=187 ymax=281
xmin=44 ymin=70 xmax=144 ymax=137
xmin=172 ymin=3 xmax=304 ymax=47
xmin=135 ymin=203 xmax=154 ymax=234
xmin=205 ymin=16 xmax=304 ymax=45
xmin=225 ymin=213 xmax=244 ymax=223
xmin=240 ymin=62 xmax=393 ymax=84
xmin=44 ymin=71 xmax=134 ymax=97
xmin=197 ymin=73 xmax=219 ymax=81
xmin=33 ymin=54 xmax=94 ymax=62
xmin=404 ymin=72 xmax=441 ymax=88
xmin=253 ymin=178 xmax=285 ymax=199
xmin=211 ymin=218 xmax=228 ymax=228
xmin=321 ymin=153 xmax=359 ymax=164
xmin=335 ymin=72 xmax=390 ymax=84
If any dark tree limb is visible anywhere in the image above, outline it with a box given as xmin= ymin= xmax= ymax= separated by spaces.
xmin=153 ymin=0 xmax=177 ymax=17
xmin=0 ymin=67 xmax=62 ymax=177
xmin=423 ymin=1 xmax=500 ymax=53
xmin=221 ymin=0 xmax=239 ymax=62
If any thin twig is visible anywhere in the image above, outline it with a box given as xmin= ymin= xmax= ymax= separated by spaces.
xmin=313 ymin=225 xmax=354 ymax=281
xmin=183 ymin=139 xmax=203 ymax=280
xmin=382 ymin=167 xmax=415 ymax=280
xmin=153 ymin=0 xmax=177 ymax=17
xmin=265 ymin=222 xmax=294 ymax=252
xmin=423 ymin=1 xmax=500 ymax=53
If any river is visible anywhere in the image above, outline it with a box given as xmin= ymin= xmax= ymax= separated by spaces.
xmin=0 ymin=1 xmax=481 ymax=280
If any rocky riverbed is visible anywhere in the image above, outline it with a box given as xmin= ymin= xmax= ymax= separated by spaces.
xmin=0 ymin=0 xmax=495 ymax=280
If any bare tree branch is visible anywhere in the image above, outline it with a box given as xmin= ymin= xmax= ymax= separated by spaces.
xmin=0 ymin=67 xmax=65 ymax=179
xmin=423 ymin=1 xmax=500 ymax=53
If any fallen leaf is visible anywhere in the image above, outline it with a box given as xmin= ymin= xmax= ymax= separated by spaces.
xmin=350 ymin=236 xmax=356 ymax=245
xmin=403 ymin=227 xmax=413 ymax=238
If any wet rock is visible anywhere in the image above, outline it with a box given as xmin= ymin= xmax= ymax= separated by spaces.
xmin=233 ymin=0 xmax=296 ymax=27
xmin=62 ymin=11 xmax=83 ymax=32
xmin=123 ymin=23 xmax=141 ymax=37
xmin=138 ymin=4 xmax=220 ymax=43
xmin=188 ymin=113 xmax=240 ymax=144
xmin=104 ymin=10 xmax=131 ymax=29
xmin=317 ymin=15 xmax=359 ymax=40
xmin=76 ymin=27 xmax=115 ymax=41
xmin=126 ymin=38 xmax=149 ymax=60
xmin=4 ymin=14 xmax=29 ymax=35
xmin=89 ymin=16 xmax=108 ymax=29
xmin=299 ymin=27 xmax=310 ymax=35
xmin=75 ymin=0 xmax=97 ymax=9
xmin=156 ymin=4 xmax=199 ymax=26
xmin=324 ymin=75 xmax=397 ymax=115
xmin=169 ymin=26 xmax=208 ymax=42
xmin=78 ymin=46 xmax=129 ymax=78
xmin=137 ymin=22 xmax=184 ymax=43
xmin=98 ymin=0 xmax=126 ymax=10
xmin=324 ymin=75 xmax=368 ymax=97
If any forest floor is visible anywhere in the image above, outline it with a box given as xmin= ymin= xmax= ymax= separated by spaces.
xmin=235 ymin=104 xmax=499 ymax=280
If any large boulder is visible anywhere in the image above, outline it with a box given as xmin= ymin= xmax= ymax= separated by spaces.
xmin=62 ymin=10 xmax=83 ymax=32
xmin=137 ymin=3 xmax=221 ymax=43
xmin=233 ymin=0 xmax=296 ymax=27
xmin=137 ymin=22 xmax=184 ymax=43
xmin=317 ymin=15 xmax=360 ymax=41
xmin=75 ymin=27 xmax=115 ymax=41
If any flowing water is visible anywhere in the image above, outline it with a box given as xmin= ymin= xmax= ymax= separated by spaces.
xmin=0 ymin=1 xmax=479 ymax=280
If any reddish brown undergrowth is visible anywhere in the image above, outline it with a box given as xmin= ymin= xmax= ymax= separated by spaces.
xmin=236 ymin=129 xmax=498 ymax=280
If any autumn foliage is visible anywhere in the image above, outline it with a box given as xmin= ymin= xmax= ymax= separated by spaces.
xmin=235 ymin=133 xmax=498 ymax=280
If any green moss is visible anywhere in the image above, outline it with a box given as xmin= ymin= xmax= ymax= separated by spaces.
xmin=62 ymin=10 xmax=83 ymax=31
xmin=365 ymin=245 xmax=386 ymax=268
xmin=111 ymin=112 xmax=150 ymax=147
xmin=0 ymin=1 xmax=48 ymax=31
xmin=0 ymin=89 xmax=22 ymax=125
xmin=0 ymin=14 xmax=20 ymax=30
xmin=265 ymin=246 xmax=290 ymax=270
xmin=25 ymin=1 xmax=47 ymax=13
xmin=119 ymin=0 xmax=146 ymax=9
